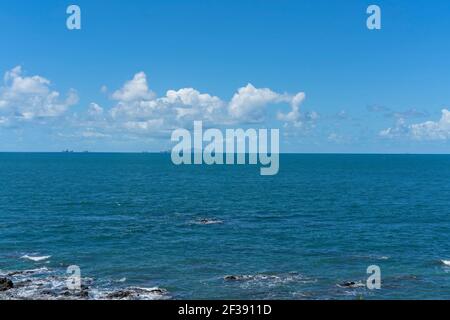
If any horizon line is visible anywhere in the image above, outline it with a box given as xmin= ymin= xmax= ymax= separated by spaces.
xmin=1 ymin=151 xmax=450 ymax=155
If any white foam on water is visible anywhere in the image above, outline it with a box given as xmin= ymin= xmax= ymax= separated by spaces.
xmin=193 ymin=219 xmax=224 ymax=225
xmin=224 ymin=272 xmax=316 ymax=292
xmin=127 ymin=287 xmax=170 ymax=300
xmin=1 ymin=266 xmax=170 ymax=300
xmin=21 ymin=255 xmax=51 ymax=262
xmin=95 ymin=286 xmax=171 ymax=300
xmin=7 ymin=267 xmax=50 ymax=277
xmin=441 ymin=260 xmax=450 ymax=266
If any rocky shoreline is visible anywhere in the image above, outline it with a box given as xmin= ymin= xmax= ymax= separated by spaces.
xmin=0 ymin=268 xmax=170 ymax=300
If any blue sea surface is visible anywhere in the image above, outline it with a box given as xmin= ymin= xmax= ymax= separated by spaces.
xmin=1 ymin=153 xmax=450 ymax=299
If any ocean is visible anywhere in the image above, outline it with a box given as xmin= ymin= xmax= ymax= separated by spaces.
xmin=1 ymin=153 xmax=450 ymax=299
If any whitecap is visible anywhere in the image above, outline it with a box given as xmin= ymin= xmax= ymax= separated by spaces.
xmin=224 ymin=272 xmax=316 ymax=290
xmin=193 ymin=219 xmax=223 ymax=225
xmin=21 ymin=255 xmax=51 ymax=262
xmin=441 ymin=260 xmax=450 ymax=266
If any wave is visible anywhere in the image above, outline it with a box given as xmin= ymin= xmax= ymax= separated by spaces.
xmin=192 ymin=218 xmax=223 ymax=225
xmin=6 ymin=267 xmax=50 ymax=277
xmin=441 ymin=260 xmax=450 ymax=266
xmin=21 ymin=255 xmax=51 ymax=262
xmin=223 ymin=272 xmax=316 ymax=286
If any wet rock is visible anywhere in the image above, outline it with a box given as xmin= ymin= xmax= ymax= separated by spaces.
xmin=106 ymin=290 xmax=134 ymax=299
xmin=72 ymin=287 xmax=90 ymax=298
xmin=7 ymin=268 xmax=48 ymax=277
xmin=342 ymin=281 xmax=356 ymax=287
xmin=148 ymin=288 xmax=166 ymax=294
xmin=78 ymin=289 xmax=89 ymax=298
xmin=338 ymin=281 xmax=365 ymax=288
xmin=0 ymin=278 xmax=14 ymax=291
xmin=41 ymin=289 xmax=56 ymax=296
xmin=14 ymin=280 xmax=32 ymax=288
xmin=106 ymin=287 xmax=167 ymax=300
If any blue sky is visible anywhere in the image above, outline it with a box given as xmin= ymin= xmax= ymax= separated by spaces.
xmin=1 ymin=0 xmax=450 ymax=152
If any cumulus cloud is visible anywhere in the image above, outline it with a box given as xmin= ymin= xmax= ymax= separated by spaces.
xmin=0 ymin=68 xmax=314 ymax=141
xmin=277 ymin=92 xmax=305 ymax=126
xmin=164 ymin=88 xmax=225 ymax=123
xmin=108 ymin=73 xmax=227 ymax=132
xmin=86 ymin=72 xmax=311 ymax=137
xmin=111 ymin=72 xmax=155 ymax=102
xmin=380 ymin=109 xmax=450 ymax=140
xmin=0 ymin=66 xmax=78 ymax=123
xmin=410 ymin=109 xmax=450 ymax=140
xmin=277 ymin=93 xmax=319 ymax=128
xmin=229 ymin=84 xmax=289 ymax=122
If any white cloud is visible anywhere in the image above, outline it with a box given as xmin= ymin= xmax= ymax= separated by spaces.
xmin=99 ymin=73 xmax=312 ymax=137
xmin=165 ymin=88 xmax=225 ymax=123
xmin=228 ymin=84 xmax=286 ymax=122
xmin=380 ymin=109 xmax=450 ymax=140
xmin=410 ymin=109 xmax=450 ymax=140
xmin=0 ymin=66 xmax=78 ymax=122
xmin=0 ymin=116 xmax=9 ymax=127
xmin=88 ymin=103 xmax=104 ymax=116
xmin=111 ymin=72 xmax=155 ymax=102
xmin=379 ymin=118 xmax=409 ymax=138
xmin=277 ymin=92 xmax=306 ymax=127
xmin=1 ymin=68 xmax=314 ymax=141
xmin=109 ymin=86 xmax=225 ymax=130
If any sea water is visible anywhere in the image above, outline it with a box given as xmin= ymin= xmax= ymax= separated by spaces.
xmin=1 ymin=153 xmax=450 ymax=299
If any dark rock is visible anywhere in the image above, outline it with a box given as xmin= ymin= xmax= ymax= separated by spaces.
xmin=0 ymin=278 xmax=14 ymax=291
xmin=224 ymin=275 xmax=240 ymax=281
xmin=59 ymin=287 xmax=90 ymax=298
xmin=14 ymin=280 xmax=32 ymax=288
xmin=106 ymin=287 xmax=166 ymax=299
xmin=7 ymin=269 xmax=41 ymax=276
xmin=61 ymin=290 xmax=72 ymax=296
xmin=342 ymin=281 xmax=356 ymax=287
xmin=106 ymin=290 xmax=133 ymax=299
xmin=79 ymin=289 xmax=89 ymax=298
xmin=41 ymin=289 xmax=55 ymax=296
xmin=339 ymin=281 xmax=365 ymax=288
xmin=148 ymin=288 xmax=165 ymax=294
